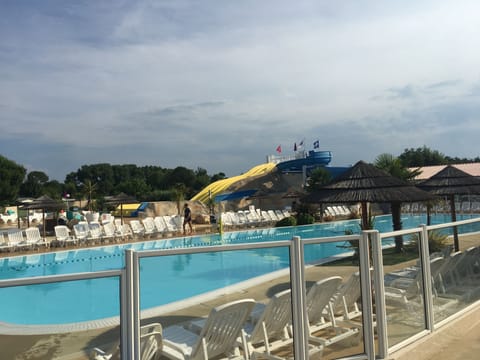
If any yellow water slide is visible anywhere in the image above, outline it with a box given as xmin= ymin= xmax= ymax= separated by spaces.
xmin=191 ymin=162 xmax=276 ymax=203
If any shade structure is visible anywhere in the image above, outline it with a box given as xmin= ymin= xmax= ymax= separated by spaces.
xmin=104 ymin=192 xmax=138 ymax=225
xmin=304 ymin=161 xmax=436 ymax=232
xmin=21 ymin=195 xmax=64 ymax=237
xmin=417 ymin=165 xmax=480 ymax=250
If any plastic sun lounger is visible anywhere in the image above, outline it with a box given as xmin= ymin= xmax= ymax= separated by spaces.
xmin=90 ymin=322 xmax=163 ymax=360
xmin=161 ymin=299 xmax=255 ymax=360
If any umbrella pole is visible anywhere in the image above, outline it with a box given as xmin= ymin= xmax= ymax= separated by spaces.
xmin=361 ymin=202 xmax=369 ymax=230
xmin=17 ymin=205 xmax=21 ymax=229
xmin=42 ymin=208 xmax=46 ymax=238
xmin=121 ymin=204 xmax=124 ymax=225
xmin=449 ymin=195 xmax=459 ymax=251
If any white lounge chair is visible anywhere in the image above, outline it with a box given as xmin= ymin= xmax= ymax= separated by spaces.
xmin=306 ymin=276 xmax=359 ymax=347
xmin=0 ymin=233 xmax=14 ymax=252
xmin=88 ymin=222 xmax=104 ymax=243
xmin=25 ymin=227 xmax=50 ymax=249
xmin=90 ymin=322 xmax=163 ymax=360
xmin=7 ymin=230 xmax=30 ymax=251
xmin=129 ymin=220 xmax=146 ymax=239
xmin=161 ymin=298 xmax=255 ymax=360
xmin=54 ymin=225 xmax=77 ymax=246
xmin=154 ymin=216 xmax=168 ymax=234
xmin=142 ymin=217 xmax=157 ymax=237
xmin=242 ymin=289 xmax=295 ymax=360
xmin=74 ymin=222 xmax=91 ymax=244
xmin=331 ymin=272 xmax=363 ymax=322
xmin=102 ymin=221 xmax=117 ymax=243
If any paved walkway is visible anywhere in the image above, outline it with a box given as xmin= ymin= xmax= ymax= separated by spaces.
xmin=388 ymin=304 xmax=480 ymax=360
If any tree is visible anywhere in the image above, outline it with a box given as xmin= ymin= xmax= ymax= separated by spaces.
xmin=82 ymin=179 xmax=97 ymax=211
xmin=399 ymin=146 xmax=448 ymax=167
xmin=172 ymin=183 xmax=187 ymax=215
xmin=374 ymin=153 xmax=420 ymax=252
xmin=20 ymin=171 xmax=49 ymax=198
xmin=0 ymin=155 xmax=26 ymax=206
xmin=306 ymin=167 xmax=333 ymax=192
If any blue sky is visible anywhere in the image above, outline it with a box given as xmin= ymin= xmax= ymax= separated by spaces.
xmin=1 ymin=0 xmax=479 ymax=181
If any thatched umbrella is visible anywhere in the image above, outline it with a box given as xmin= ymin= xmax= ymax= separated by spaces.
xmin=104 ymin=192 xmax=138 ymax=225
xmin=304 ymin=161 xmax=436 ymax=251
xmin=417 ymin=165 xmax=480 ymax=251
xmin=21 ymin=195 xmax=64 ymax=237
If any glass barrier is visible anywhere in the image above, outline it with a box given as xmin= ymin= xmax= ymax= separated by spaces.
xmin=381 ymin=230 xmax=426 ymax=347
xmin=137 ymin=244 xmax=296 ymax=360
xmin=429 ymin=222 xmax=480 ymax=325
xmin=0 ymin=273 xmax=122 ymax=359
xmin=304 ymin=238 xmax=365 ymax=359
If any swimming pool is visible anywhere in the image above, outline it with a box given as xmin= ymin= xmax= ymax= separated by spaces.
xmin=1 ymin=213 xmax=479 ymax=326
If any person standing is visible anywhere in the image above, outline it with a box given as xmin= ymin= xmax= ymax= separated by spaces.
xmin=183 ymin=203 xmax=193 ymax=234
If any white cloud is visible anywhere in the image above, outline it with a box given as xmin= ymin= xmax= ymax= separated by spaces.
xmin=1 ymin=0 xmax=480 ymax=180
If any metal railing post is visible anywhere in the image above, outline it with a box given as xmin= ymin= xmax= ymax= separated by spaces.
xmin=125 ymin=249 xmax=141 ymax=360
xmin=371 ymin=230 xmax=388 ymax=359
xmin=290 ymin=236 xmax=308 ymax=359
xmin=420 ymin=225 xmax=434 ymax=330
xmin=359 ymin=231 xmax=375 ymax=360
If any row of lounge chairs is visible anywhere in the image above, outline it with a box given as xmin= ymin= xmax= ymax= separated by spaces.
xmin=402 ymin=201 xmax=480 ymax=214
xmin=0 ymin=227 xmax=50 ymax=252
xmin=384 ymin=245 xmax=480 ymax=322
xmin=91 ymin=272 xmax=362 ymax=360
xmin=220 ymin=209 xmax=291 ymax=229
xmin=52 ymin=215 xmax=187 ymax=247
xmin=323 ymin=205 xmax=353 ymax=219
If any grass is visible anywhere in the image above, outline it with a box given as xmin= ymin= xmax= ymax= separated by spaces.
xmin=327 ymin=246 xmax=419 ymax=266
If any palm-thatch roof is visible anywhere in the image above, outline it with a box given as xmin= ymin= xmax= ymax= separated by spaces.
xmin=304 ymin=161 xmax=436 ymax=204
xmin=21 ymin=195 xmax=63 ymax=210
xmin=417 ymin=165 xmax=480 ymax=195
xmin=417 ymin=165 xmax=480 ymax=251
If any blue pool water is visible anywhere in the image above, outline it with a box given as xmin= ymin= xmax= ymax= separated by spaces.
xmin=1 ymin=213 xmax=479 ymax=326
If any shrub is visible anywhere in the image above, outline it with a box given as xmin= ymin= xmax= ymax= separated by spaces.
xmin=297 ymin=213 xmax=315 ymax=225
xmin=405 ymin=230 xmax=449 ymax=254
xmin=276 ymin=216 xmax=297 ymax=227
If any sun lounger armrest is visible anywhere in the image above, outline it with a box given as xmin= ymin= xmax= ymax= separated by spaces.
xmin=89 ymin=347 xmax=113 ymax=360
xmin=163 ymin=338 xmax=190 ymax=354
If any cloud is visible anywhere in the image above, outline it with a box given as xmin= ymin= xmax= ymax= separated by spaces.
xmin=1 ymin=0 xmax=480 ymax=181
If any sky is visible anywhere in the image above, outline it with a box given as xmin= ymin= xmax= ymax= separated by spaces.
xmin=1 ymin=0 xmax=479 ymax=181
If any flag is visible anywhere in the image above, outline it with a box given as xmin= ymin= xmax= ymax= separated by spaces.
xmin=294 ymin=142 xmax=297 ymax=151
xmin=276 ymin=145 xmax=282 ymax=153
xmin=299 ymin=139 xmax=304 ymax=147
xmin=313 ymin=140 xmax=319 ymax=149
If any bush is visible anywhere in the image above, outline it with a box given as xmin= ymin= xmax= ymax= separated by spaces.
xmin=296 ymin=213 xmax=315 ymax=225
xmin=276 ymin=216 xmax=297 ymax=227
xmin=405 ymin=230 xmax=449 ymax=254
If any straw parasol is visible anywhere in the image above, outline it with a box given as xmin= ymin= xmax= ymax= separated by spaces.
xmin=304 ymin=161 xmax=436 ymax=250
xmin=21 ymin=195 xmax=64 ymax=237
xmin=417 ymin=165 xmax=480 ymax=251
xmin=104 ymin=192 xmax=138 ymax=225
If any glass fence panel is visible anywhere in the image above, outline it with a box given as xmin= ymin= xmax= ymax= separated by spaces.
xmin=139 ymin=245 xmax=294 ymax=359
xmin=304 ymin=240 xmax=364 ymax=359
xmin=0 ymin=276 xmax=121 ymax=359
xmin=382 ymin=233 xmax=426 ymax=347
xmin=431 ymin=223 xmax=480 ymax=325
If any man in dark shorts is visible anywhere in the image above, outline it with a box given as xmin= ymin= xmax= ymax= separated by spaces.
xmin=183 ymin=203 xmax=193 ymax=234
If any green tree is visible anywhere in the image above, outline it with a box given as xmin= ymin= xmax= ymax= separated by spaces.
xmin=374 ymin=153 xmax=420 ymax=252
xmin=398 ymin=146 xmax=448 ymax=167
xmin=20 ymin=171 xmax=49 ymax=198
xmin=306 ymin=167 xmax=332 ymax=192
xmin=82 ymin=179 xmax=97 ymax=211
xmin=172 ymin=183 xmax=187 ymax=215
xmin=0 ymin=155 xmax=26 ymax=206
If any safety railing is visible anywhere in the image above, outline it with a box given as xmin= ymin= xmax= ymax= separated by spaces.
xmin=0 ymin=217 xmax=479 ymax=359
